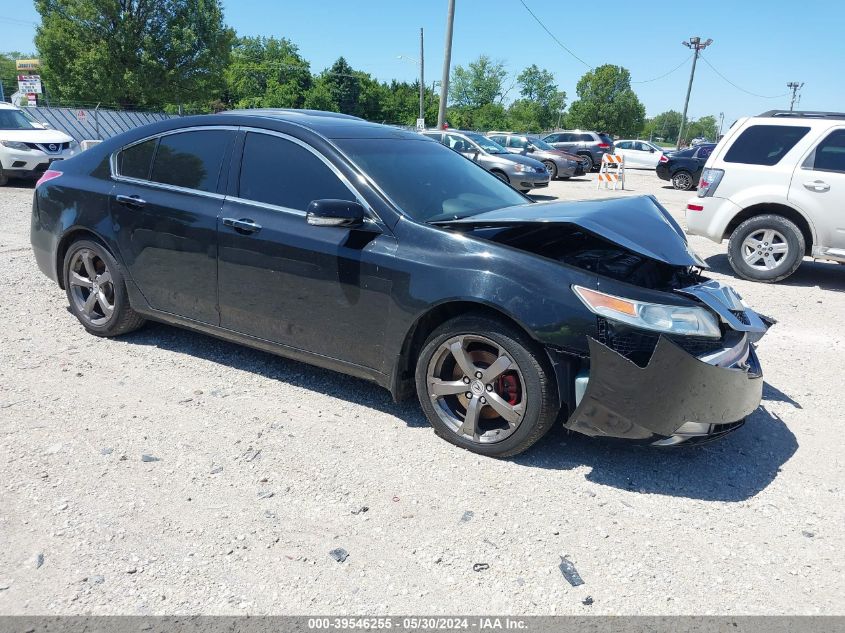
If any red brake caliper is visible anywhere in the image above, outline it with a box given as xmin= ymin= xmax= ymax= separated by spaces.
xmin=496 ymin=373 xmax=520 ymax=405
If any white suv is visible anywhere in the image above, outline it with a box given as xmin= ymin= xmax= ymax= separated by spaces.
xmin=0 ymin=103 xmax=78 ymax=186
xmin=686 ymin=110 xmax=845 ymax=282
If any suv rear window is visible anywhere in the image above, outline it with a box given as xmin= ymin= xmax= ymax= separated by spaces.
xmin=723 ymin=125 xmax=810 ymax=166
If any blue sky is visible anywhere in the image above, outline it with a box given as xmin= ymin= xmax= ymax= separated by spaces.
xmin=2 ymin=0 xmax=843 ymax=126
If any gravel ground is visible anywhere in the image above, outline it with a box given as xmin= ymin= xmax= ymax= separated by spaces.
xmin=0 ymin=170 xmax=843 ymax=615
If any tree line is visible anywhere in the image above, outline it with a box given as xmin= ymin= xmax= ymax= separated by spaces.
xmin=0 ymin=0 xmax=717 ymax=140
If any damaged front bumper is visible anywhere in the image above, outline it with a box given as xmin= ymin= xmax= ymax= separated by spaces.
xmin=564 ymin=280 xmax=771 ymax=445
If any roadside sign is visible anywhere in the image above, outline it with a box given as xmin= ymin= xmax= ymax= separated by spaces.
xmin=15 ymin=59 xmax=40 ymax=72
xmin=77 ymin=110 xmax=87 ymax=122
xmin=416 ymin=117 xmax=425 ymax=131
xmin=26 ymin=93 xmax=38 ymax=107
xmin=17 ymin=75 xmax=42 ymax=94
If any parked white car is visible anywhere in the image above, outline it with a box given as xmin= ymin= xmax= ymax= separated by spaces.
xmin=686 ymin=110 xmax=845 ymax=282
xmin=0 ymin=103 xmax=78 ymax=186
xmin=613 ymin=139 xmax=665 ymax=169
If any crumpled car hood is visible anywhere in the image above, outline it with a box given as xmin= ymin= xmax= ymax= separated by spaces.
xmin=432 ymin=195 xmax=706 ymax=267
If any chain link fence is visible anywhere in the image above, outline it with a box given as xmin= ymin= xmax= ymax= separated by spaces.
xmin=24 ymin=106 xmax=179 ymax=142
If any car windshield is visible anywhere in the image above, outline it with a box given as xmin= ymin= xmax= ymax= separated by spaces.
xmin=462 ymin=132 xmax=508 ymax=154
xmin=336 ymin=137 xmax=528 ymax=223
xmin=528 ymin=137 xmax=555 ymax=151
xmin=0 ymin=109 xmax=39 ymax=130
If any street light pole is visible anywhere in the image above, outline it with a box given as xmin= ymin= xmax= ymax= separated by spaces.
xmin=437 ymin=0 xmax=456 ymax=129
xmin=677 ymin=36 xmax=712 ymax=149
xmin=718 ymin=111 xmax=724 ymax=138
xmin=419 ymin=27 xmax=425 ymax=122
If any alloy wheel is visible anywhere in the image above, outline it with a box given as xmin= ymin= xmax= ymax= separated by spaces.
xmin=672 ymin=172 xmax=692 ymax=190
xmin=741 ymin=229 xmax=789 ymax=270
xmin=68 ymin=248 xmax=115 ymax=326
xmin=425 ymin=334 xmax=526 ymax=444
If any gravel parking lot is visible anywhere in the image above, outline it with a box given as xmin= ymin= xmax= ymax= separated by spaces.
xmin=1 ymin=170 xmax=843 ymax=615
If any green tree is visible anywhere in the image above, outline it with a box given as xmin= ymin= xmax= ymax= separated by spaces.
xmin=567 ymin=64 xmax=645 ymax=137
xmin=34 ymin=0 xmax=234 ymax=110
xmin=320 ymin=57 xmax=360 ymax=115
xmin=223 ymin=36 xmax=311 ymax=109
xmin=642 ymin=110 xmax=683 ymax=142
xmin=685 ymin=115 xmax=718 ymax=141
xmin=507 ymin=64 xmax=566 ymax=131
xmin=449 ymin=55 xmax=507 ymax=108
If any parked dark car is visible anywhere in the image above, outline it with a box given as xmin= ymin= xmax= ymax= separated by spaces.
xmin=656 ymin=143 xmax=716 ymax=190
xmin=31 ymin=110 xmax=769 ymax=457
xmin=541 ymin=130 xmax=614 ymax=172
xmin=486 ymin=132 xmax=584 ymax=179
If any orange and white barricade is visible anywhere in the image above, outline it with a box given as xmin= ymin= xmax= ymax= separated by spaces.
xmin=596 ymin=154 xmax=625 ymax=190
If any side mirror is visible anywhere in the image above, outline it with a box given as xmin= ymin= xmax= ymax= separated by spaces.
xmin=649 ymin=147 xmax=655 ymax=153
xmin=525 ymin=145 xmax=535 ymax=153
xmin=473 ymin=150 xmax=480 ymax=161
xmin=306 ymin=199 xmax=366 ymax=228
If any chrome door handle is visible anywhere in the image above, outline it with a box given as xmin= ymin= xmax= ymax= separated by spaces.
xmin=804 ymin=180 xmax=830 ymax=192
xmin=115 ymin=194 xmax=146 ymax=208
xmin=222 ymin=217 xmax=262 ymax=234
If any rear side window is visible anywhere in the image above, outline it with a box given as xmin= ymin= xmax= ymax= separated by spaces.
xmin=117 ymin=138 xmax=156 ymax=180
xmin=509 ymin=136 xmax=528 ymax=149
xmin=238 ymin=132 xmax=354 ymax=210
xmin=150 ymin=130 xmax=233 ymax=192
xmin=599 ymin=134 xmax=614 ymax=145
xmin=808 ymin=130 xmax=845 ymax=173
xmin=616 ymin=141 xmax=632 ymax=150
xmin=578 ymin=134 xmax=594 ymax=142
xmin=697 ymin=145 xmax=714 ymax=159
xmin=488 ymin=135 xmax=505 ymax=145
xmin=723 ymin=125 xmax=810 ymax=166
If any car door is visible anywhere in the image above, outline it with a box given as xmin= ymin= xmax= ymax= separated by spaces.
xmin=788 ymin=127 xmax=845 ymax=251
xmin=110 ymin=127 xmax=236 ymax=323
xmin=614 ymin=141 xmax=635 ymax=165
xmin=633 ymin=141 xmax=659 ymax=168
xmin=216 ymin=130 xmax=396 ymax=370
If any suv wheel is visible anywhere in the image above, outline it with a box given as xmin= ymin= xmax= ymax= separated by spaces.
xmin=415 ymin=314 xmax=559 ymax=458
xmin=0 ymin=169 xmax=8 ymax=187
xmin=672 ymin=170 xmax=694 ymax=190
xmin=63 ymin=239 xmax=146 ymax=336
xmin=727 ymin=214 xmax=805 ymax=283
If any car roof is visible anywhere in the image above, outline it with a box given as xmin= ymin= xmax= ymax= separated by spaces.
xmin=0 ymin=103 xmax=20 ymax=110
xmin=221 ymin=108 xmax=423 ymax=140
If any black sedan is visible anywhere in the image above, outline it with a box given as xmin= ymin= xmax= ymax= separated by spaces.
xmin=31 ymin=110 xmax=769 ymax=457
xmin=656 ymin=143 xmax=716 ymax=190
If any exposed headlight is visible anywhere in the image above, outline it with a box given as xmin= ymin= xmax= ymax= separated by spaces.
xmin=1 ymin=141 xmax=31 ymax=151
xmin=513 ymin=163 xmax=532 ymax=173
xmin=573 ymin=285 xmax=721 ymax=338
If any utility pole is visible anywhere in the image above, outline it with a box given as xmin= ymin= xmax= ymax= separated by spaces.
xmin=787 ymin=82 xmax=804 ymax=111
xmin=718 ymin=111 xmax=724 ymax=138
xmin=437 ymin=0 xmax=456 ymax=130
xmin=419 ymin=27 xmax=425 ymax=122
xmin=677 ymin=36 xmax=712 ymax=149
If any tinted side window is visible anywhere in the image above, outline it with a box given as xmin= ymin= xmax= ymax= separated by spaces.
xmin=810 ymin=130 xmax=845 ymax=173
xmin=488 ymin=135 xmax=505 ymax=145
xmin=698 ymin=145 xmax=714 ymax=159
xmin=150 ymin=130 xmax=232 ymax=192
xmin=544 ymin=134 xmax=560 ymax=143
xmin=616 ymin=141 xmax=632 ymax=150
xmin=579 ymin=134 xmax=594 ymax=142
xmin=238 ymin=132 xmax=354 ymax=210
xmin=118 ymin=138 xmax=157 ymax=180
xmin=723 ymin=125 xmax=810 ymax=166
xmin=510 ymin=136 xmax=528 ymax=149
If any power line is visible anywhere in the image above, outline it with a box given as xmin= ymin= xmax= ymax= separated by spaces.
xmin=518 ymin=0 xmax=592 ymax=69
xmin=699 ymin=55 xmax=789 ymax=99
xmin=631 ymin=54 xmax=693 ymax=84
xmin=0 ymin=16 xmax=38 ymax=26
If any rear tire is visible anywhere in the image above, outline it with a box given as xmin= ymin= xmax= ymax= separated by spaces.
xmin=578 ymin=154 xmax=594 ymax=172
xmin=672 ymin=170 xmax=694 ymax=190
xmin=727 ymin=214 xmax=805 ymax=283
xmin=415 ymin=314 xmax=559 ymax=458
xmin=0 ymin=169 xmax=8 ymax=187
xmin=63 ymin=239 xmax=146 ymax=336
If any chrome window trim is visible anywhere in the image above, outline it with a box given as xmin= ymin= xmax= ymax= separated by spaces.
xmin=235 ymin=127 xmax=379 ymax=221
xmin=109 ymin=125 xmax=240 ymax=194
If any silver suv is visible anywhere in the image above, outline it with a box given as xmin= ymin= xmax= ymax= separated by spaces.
xmin=422 ymin=130 xmax=550 ymax=192
xmin=486 ymin=132 xmax=584 ymax=179
xmin=541 ymin=130 xmax=614 ymax=172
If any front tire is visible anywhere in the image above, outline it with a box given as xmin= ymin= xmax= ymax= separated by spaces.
xmin=415 ymin=314 xmax=559 ymax=458
xmin=0 ymin=169 xmax=8 ymax=187
xmin=727 ymin=215 xmax=805 ymax=283
xmin=63 ymin=239 xmax=146 ymax=336
xmin=542 ymin=160 xmax=557 ymax=179
xmin=672 ymin=170 xmax=694 ymax=190
xmin=579 ymin=155 xmax=594 ymax=172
